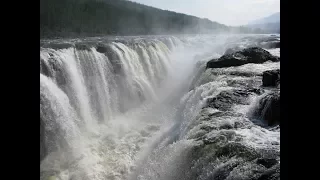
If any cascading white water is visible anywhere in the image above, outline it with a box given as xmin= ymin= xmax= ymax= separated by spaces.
xmin=40 ymin=34 xmax=280 ymax=180
xmin=41 ymin=35 xmax=231 ymax=180
xmin=40 ymin=74 xmax=81 ymax=153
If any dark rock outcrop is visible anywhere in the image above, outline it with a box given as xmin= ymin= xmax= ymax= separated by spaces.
xmin=255 ymin=91 xmax=280 ymax=126
xmin=184 ymin=42 xmax=280 ymax=179
xmin=75 ymin=43 xmax=93 ymax=51
xmin=40 ymin=57 xmax=68 ymax=87
xmin=207 ymin=47 xmax=280 ymax=69
xmin=184 ymin=87 xmax=280 ymax=180
xmin=96 ymin=43 xmax=113 ymax=54
xmin=96 ymin=43 xmax=123 ymax=74
xmin=262 ymin=69 xmax=280 ymax=87
xmin=189 ymin=137 xmax=280 ymax=180
xmin=216 ymin=142 xmax=260 ymax=160
xmin=271 ymin=42 xmax=280 ymax=48
xmin=40 ymin=58 xmax=53 ymax=78
xmin=257 ymin=158 xmax=278 ymax=168
xmin=207 ymin=89 xmax=262 ymax=111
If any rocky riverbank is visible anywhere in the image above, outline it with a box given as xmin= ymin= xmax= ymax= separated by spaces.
xmin=179 ymin=38 xmax=280 ymax=180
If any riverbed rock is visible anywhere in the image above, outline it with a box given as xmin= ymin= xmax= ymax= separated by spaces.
xmin=255 ymin=91 xmax=280 ymax=126
xmin=262 ymin=69 xmax=280 ymax=87
xmin=206 ymin=47 xmax=280 ymax=69
xmin=256 ymin=163 xmax=280 ymax=180
xmin=189 ymin=138 xmax=279 ymax=180
xmin=207 ymin=90 xmax=250 ymax=111
xmin=257 ymin=158 xmax=278 ymax=168
xmin=216 ymin=142 xmax=260 ymax=160
xmin=206 ymin=88 xmax=263 ymax=111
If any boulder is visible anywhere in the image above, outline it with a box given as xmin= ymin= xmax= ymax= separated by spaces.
xmin=206 ymin=47 xmax=280 ymax=69
xmin=262 ymin=69 xmax=280 ymax=87
xmin=255 ymin=91 xmax=280 ymax=126
xmin=239 ymin=47 xmax=280 ymax=63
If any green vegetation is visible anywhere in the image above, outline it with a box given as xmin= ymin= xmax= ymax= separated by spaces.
xmin=40 ymin=0 xmax=263 ymax=38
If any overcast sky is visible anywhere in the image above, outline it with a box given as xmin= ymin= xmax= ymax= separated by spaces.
xmin=130 ymin=0 xmax=280 ymax=26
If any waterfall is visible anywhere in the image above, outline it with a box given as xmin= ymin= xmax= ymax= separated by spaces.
xmin=41 ymin=35 xmax=277 ymax=180
xmin=40 ymin=74 xmax=81 ymax=160
xmin=40 ymin=36 xmax=204 ymax=180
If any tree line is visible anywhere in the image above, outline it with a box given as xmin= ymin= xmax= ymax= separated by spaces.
xmin=40 ymin=0 xmax=264 ymax=38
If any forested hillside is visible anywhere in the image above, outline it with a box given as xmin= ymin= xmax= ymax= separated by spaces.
xmin=40 ymin=0 xmax=260 ymax=38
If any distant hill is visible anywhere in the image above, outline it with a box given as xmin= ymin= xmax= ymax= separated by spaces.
xmin=248 ymin=12 xmax=280 ymax=25
xmin=40 ymin=0 xmax=259 ymax=38
xmin=40 ymin=0 xmax=229 ymax=38
xmin=247 ymin=12 xmax=280 ymax=33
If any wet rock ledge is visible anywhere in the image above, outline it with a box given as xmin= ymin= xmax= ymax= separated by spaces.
xmin=206 ymin=47 xmax=280 ymax=69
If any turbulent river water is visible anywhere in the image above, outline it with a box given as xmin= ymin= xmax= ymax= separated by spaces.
xmin=40 ymin=34 xmax=280 ymax=180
